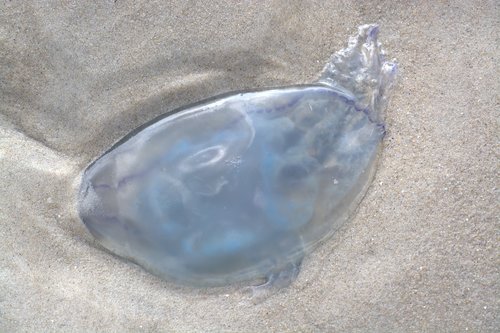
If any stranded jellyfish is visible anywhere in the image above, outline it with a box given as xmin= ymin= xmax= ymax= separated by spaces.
xmin=78 ymin=24 xmax=397 ymax=288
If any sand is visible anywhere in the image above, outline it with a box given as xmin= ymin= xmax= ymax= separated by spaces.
xmin=0 ymin=1 xmax=498 ymax=332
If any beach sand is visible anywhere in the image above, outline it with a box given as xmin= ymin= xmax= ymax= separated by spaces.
xmin=1 ymin=1 xmax=498 ymax=331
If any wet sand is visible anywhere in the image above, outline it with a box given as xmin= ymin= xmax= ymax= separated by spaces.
xmin=1 ymin=1 xmax=498 ymax=331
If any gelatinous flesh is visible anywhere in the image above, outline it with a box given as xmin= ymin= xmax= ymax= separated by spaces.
xmin=78 ymin=24 xmax=397 ymax=287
